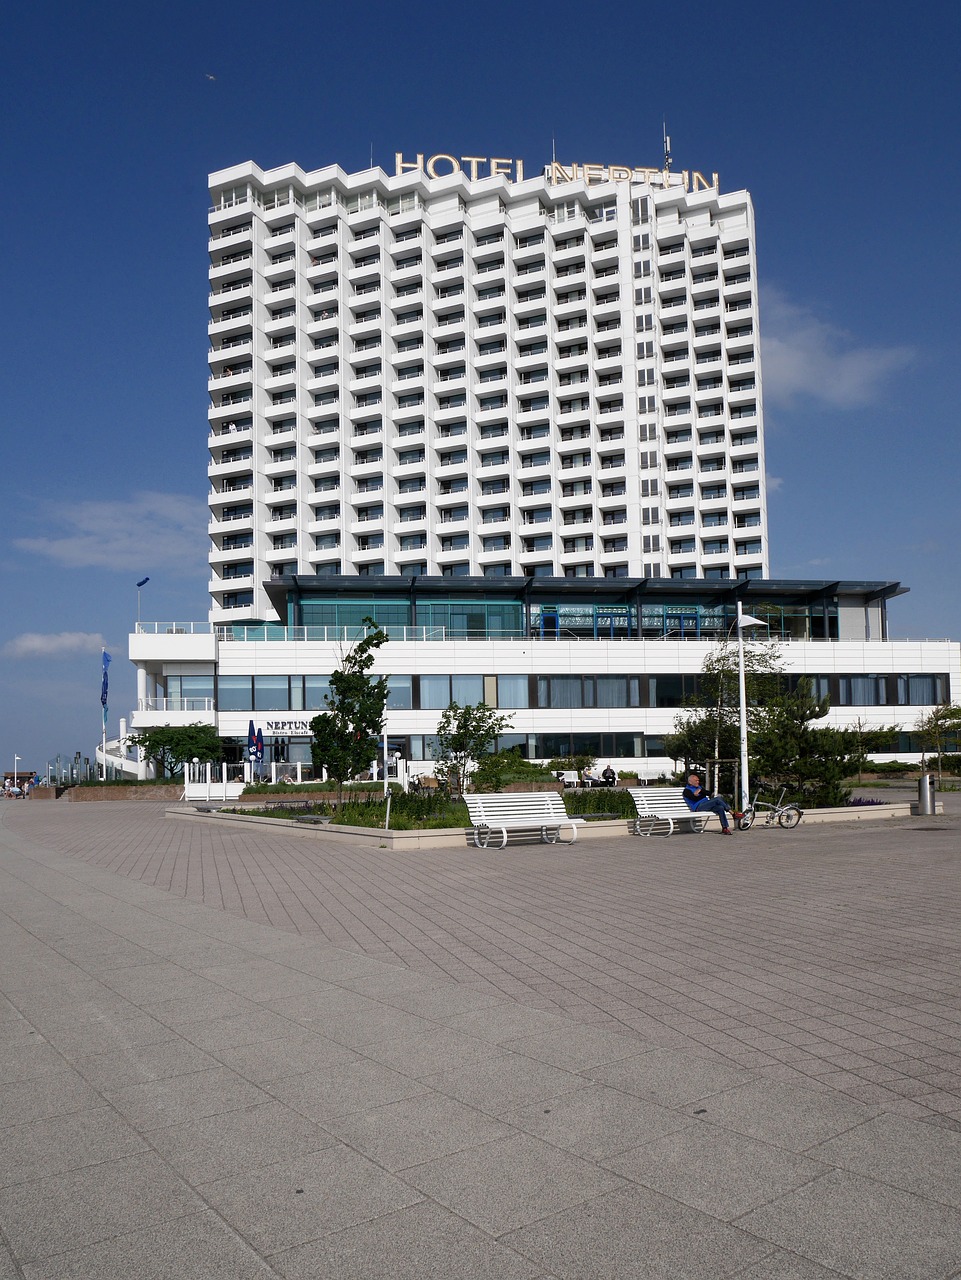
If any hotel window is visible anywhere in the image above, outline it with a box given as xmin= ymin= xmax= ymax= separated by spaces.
xmin=839 ymin=676 xmax=887 ymax=707
xmin=897 ymin=675 xmax=946 ymax=705
xmin=217 ymin=675 xmax=252 ymax=710
xmin=419 ymin=675 xmax=484 ymax=709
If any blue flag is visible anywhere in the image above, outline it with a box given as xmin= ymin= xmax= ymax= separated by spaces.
xmin=101 ymin=651 xmax=112 ymax=728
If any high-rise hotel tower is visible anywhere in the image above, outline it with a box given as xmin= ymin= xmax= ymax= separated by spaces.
xmin=117 ymin=149 xmax=954 ymax=778
xmin=207 ymin=153 xmax=767 ymax=622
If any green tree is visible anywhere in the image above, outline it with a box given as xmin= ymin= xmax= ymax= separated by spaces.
xmin=309 ymin=620 xmax=389 ymax=804
xmin=128 ymin=724 xmax=224 ymax=779
xmin=915 ymin=704 xmax=961 ymax=783
xmin=431 ymin=702 xmax=514 ymax=794
xmin=751 ymin=679 xmax=863 ymax=808
xmin=664 ymin=637 xmax=782 ymax=795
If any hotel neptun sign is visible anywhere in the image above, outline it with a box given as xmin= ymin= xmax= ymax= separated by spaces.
xmin=394 ymin=152 xmax=719 ymax=191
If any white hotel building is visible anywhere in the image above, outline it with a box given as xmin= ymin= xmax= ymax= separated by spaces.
xmin=121 ymin=153 xmax=958 ymax=775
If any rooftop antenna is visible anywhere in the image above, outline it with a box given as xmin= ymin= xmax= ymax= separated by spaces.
xmin=662 ymin=121 xmax=672 ymax=172
xmin=369 ymin=141 xmax=374 ymax=169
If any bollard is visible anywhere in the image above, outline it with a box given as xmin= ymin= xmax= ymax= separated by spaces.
xmin=918 ymin=772 xmax=937 ymax=816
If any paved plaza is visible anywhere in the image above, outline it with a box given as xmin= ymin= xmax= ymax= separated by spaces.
xmin=0 ymin=797 xmax=960 ymax=1278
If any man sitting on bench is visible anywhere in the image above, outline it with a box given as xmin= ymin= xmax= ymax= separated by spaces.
xmin=682 ymin=773 xmax=737 ymax=836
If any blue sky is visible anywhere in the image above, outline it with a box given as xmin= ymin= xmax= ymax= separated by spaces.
xmin=2 ymin=0 xmax=959 ymax=772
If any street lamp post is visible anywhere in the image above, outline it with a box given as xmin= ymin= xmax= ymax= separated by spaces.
xmin=736 ymin=601 xmax=770 ymax=813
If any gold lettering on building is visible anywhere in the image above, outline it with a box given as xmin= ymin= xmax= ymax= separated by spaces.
xmin=393 ymin=153 xmax=719 ymax=191
xmin=425 ymin=152 xmax=459 ymax=178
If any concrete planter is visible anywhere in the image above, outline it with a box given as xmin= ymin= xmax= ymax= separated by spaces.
xmin=168 ymin=805 xmax=634 ymax=850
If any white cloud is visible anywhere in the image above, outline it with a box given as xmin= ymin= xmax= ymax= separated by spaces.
xmin=761 ymin=286 xmax=914 ymax=409
xmin=2 ymin=632 xmax=107 ymax=659
xmin=13 ymin=491 xmax=207 ymax=571
xmin=766 ymin=474 xmax=784 ymax=492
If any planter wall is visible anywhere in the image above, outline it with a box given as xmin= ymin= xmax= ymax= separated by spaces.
xmin=67 ymin=785 xmax=185 ymax=802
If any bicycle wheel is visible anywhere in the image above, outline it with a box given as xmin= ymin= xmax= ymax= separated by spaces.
xmin=737 ymin=807 xmax=756 ymax=830
xmin=778 ymin=806 xmax=802 ymax=829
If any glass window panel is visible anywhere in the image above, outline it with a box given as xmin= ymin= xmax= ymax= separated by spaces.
xmin=254 ymin=676 xmax=290 ymax=711
xmin=420 ymin=675 xmax=451 ymax=709
xmin=387 ymin=675 xmax=412 ymax=709
xmin=497 ymin=675 xmax=529 ymax=708
xmin=451 ymin=675 xmax=484 ymax=705
xmin=304 ymin=676 xmax=331 ymax=710
xmin=217 ymin=676 xmax=252 ymax=711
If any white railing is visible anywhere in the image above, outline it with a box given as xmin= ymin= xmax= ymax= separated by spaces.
xmin=138 ymin=698 xmax=215 ymax=712
xmin=215 ymin=624 xmax=449 ymax=643
xmin=136 ymin=622 xmax=214 ymax=635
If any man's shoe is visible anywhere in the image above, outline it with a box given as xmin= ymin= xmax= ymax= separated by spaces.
xmin=721 ymin=828 xmax=732 ymax=835
xmin=733 ymin=811 xmax=744 ymax=820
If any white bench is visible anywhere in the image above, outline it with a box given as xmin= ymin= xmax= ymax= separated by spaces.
xmin=627 ymin=787 xmax=710 ymax=837
xmin=464 ymin=792 xmax=585 ymax=849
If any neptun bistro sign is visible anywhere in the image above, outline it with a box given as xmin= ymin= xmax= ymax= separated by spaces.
xmin=394 ymin=152 xmax=719 ymax=191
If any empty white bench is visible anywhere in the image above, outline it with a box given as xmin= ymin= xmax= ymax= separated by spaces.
xmin=627 ymin=787 xmax=710 ymax=837
xmin=464 ymin=792 xmax=585 ymax=849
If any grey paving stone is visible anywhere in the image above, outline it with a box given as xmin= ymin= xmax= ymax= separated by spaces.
xmin=402 ymin=1132 xmax=627 ymax=1235
xmin=0 ymin=1242 xmax=16 ymax=1280
xmin=105 ymin=1064 xmax=270 ymax=1131
xmin=215 ymin=1030 xmax=361 ymax=1083
xmin=585 ymin=1045 xmax=757 ymax=1106
xmin=360 ymin=1024 xmax=508 ymax=1078
xmin=0 ymin=1107 xmax=146 ymax=1187
xmin=176 ymin=1007 xmax=308 ymax=1052
xmin=198 ymin=957 xmax=330 ymax=1001
xmin=501 ymin=1181 xmax=770 ymax=1279
xmin=198 ymin=1144 xmax=423 ymax=1255
xmin=272 ymin=1199 xmax=546 ymax=1279
xmin=0 ymin=1070 xmax=104 ymax=1130
xmin=269 ymin=1058 xmax=428 ymax=1122
xmin=737 ymin=1168 xmax=961 ymax=1279
xmin=34 ymin=1012 xmax=176 ymax=1060
xmin=268 ymin=984 xmax=438 ymax=1043
xmin=502 ymin=1023 xmax=649 ymax=1071
xmin=371 ymin=980 xmax=506 ymax=1021
xmin=811 ymin=1112 xmax=961 ymax=1209
xmin=142 ymin=988 xmax=262 ymax=1026
xmin=692 ymin=1079 xmax=878 ymax=1153
xmin=99 ymin=961 xmax=224 ymax=1006
xmin=0 ymin=1151 xmax=201 ymax=1264
xmin=51 ymin=937 xmax=160 ymax=972
xmin=604 ymin=1124 xmax=829 ymax=1220
xmin=504 ymin=1083 xmax=693 ymax=1160
xmin=447 ymin=1003 xmax=582 ymax=1045
xmin=423 ymin=1051 xmax=589 ymax=1116
xmin=149 ymin=1100 xmax=337 ymax=1183
xmin=20 ymin=1209 xmax=278 ymax=1279
xmin=736 ymin=1251 xmax=848 ymax=1279
xmin=0 ymin=1032 xmax=66 ymax=1086
xmin=327 ymin=1090 xmax=511 ymax=1170
xmin=338 ymin=968 xmax=451 ymax=1000
xmin=71 ymin=1037 xmax=220 ymax=1092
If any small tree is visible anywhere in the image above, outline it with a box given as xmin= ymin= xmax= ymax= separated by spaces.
xmin=432 ymin=702 xmax=513 ymax=794
xmin=664 ymin=637 xmax=783 ymax=794
xmin=309 ymin=620 xmax=389 ymax=804
xmin=751 ymin=679 xmax=863 ymax=808
xmin=128 ymin=724 xmax=224 ymax=779
xmin=915 ymin=704 xmax=961 ymax=783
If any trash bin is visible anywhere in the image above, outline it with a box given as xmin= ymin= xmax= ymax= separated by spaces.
xmin=918 ymin=772 xmax=937 ymax=816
